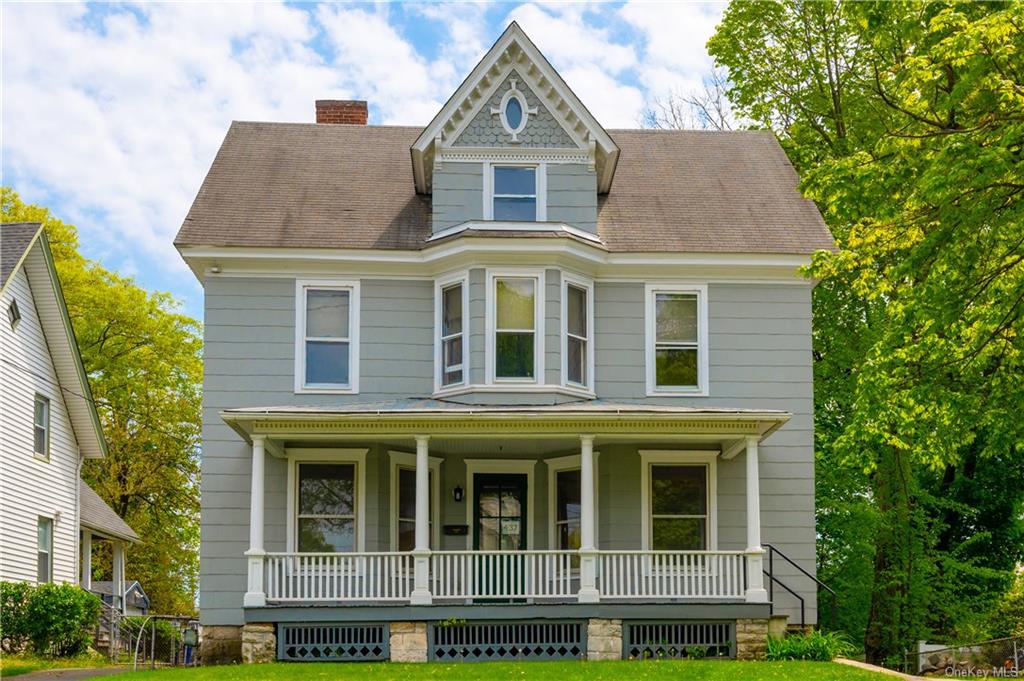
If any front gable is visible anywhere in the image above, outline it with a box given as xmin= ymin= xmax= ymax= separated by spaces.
xmin=411 ymin=22 xmax=619 ymax=194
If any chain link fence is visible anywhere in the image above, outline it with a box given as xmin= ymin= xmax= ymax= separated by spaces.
xmin=95 ymin=601 xmax=199 ymax=669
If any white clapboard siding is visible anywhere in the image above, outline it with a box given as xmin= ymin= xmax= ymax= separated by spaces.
xmin=0 ymin=267 xmax=81 ymax=585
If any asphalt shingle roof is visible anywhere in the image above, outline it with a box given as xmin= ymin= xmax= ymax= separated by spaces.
xmin=80 ymin=480 xmax=140 ymax=542
xmin=175 ymin=122 xmax=834 ymax=255
xmin=1 ymin=222 xmax=42 ymax=289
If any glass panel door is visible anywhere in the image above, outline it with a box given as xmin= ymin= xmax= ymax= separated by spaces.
xmin=473 ymin=473 xmax=527 ymax=599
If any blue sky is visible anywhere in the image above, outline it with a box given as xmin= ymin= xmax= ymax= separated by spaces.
xmin=2 ymin=2 xmax=725 ymax=320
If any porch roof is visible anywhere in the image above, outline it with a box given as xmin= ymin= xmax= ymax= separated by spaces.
xmin=220 ymin=398 xmax=790 ymax=446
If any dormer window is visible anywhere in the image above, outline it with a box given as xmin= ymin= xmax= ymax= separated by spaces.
xmin=492 ymin=166 xmax=536 ymax=221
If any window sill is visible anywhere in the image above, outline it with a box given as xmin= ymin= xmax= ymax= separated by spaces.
xmin=433 ymin=384 xmax=596 ymax=400
xmin=33 ymin=453 xmax=50 ymax=463
xmin=295 ymin=386 xmax=358 ymax=395
xmin=645 ymin=388 xmax=709 ymax=398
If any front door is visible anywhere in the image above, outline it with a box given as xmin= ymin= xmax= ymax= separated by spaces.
xmin=473 ymin=473 xmax=527 ymax=599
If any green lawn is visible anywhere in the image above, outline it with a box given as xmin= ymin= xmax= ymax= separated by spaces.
xmin=0 ymin=652 xmax=123 ymax=677
xmin=116 ymin=660 xmax=892 ymax=680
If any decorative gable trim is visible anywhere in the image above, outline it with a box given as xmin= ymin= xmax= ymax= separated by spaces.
xmin=411 ymin=22 xmax=618 ymax=194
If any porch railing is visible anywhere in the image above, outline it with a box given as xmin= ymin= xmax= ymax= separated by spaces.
xmin=260 ymin=550 xmax=751 ymax=604
xmin=431 ymin=550 xmax=576 ymax=601
xmin=597 ymin=550 xmax=746 ymax=600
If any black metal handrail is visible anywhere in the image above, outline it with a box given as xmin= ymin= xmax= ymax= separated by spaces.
xmin=763 ymin=543 xmax=838 ymax=630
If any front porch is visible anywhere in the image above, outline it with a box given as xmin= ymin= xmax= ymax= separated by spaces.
xmin=226 ymin=401 xmax=786 ymax=610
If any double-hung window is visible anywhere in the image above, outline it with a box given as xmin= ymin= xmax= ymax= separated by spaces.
xmin=296 ymin=281 xmax=359 ymax=392
xmin=491 ymin=274 xmax=542 ymax=381
xmin=296 ymin=463 xmax=356 ymax=553
xmin=562 ymin=278 xmax=592 ymax=390
xmin=438 ymin=280 xmax=466 ymax=389
xmin=645 ymin=284 xmax=708 ymax=395
xmin=491 ymin=166 xmax=537 ymax=221
xmin=37 ymin=517 xmax=53 ymax=583
xmin=33 ymin=395 xmax=49 ymax=460
xmin=641 ymin=451 xmax=716 ymax=552
xmin=554 ymin=468 xmax=581 ymax=551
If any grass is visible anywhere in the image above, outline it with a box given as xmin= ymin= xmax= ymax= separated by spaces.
xmin=0 ymin=651 xmax=122 ymax=677
xmin=115 ymin=660 xmax=894 ymax=681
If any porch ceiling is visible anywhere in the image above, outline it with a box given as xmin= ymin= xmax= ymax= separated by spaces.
xmin=220 ymin=398 xmax=790 ymax=454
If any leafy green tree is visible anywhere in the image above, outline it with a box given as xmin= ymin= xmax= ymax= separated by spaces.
xmin=709 ymin=1 xmax=1024 ymax=664
xmin=2 ymin=188 xmax=201 ymax=615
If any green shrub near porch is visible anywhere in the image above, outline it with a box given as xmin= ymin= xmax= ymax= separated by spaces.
xmin=0 ymin=581 xmax=101 ymax=657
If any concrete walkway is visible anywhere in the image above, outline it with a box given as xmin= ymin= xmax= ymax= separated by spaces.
xmin=15 ymin=668 xmax=130 ymax=680
xmin=836 ymin=657 xmax=929 ymax=680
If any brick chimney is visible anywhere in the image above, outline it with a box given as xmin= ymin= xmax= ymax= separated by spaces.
xmin=315 ymin=100 xmax=368 ymax=125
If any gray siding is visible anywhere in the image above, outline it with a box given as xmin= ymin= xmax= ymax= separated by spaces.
xmin=546 ymin=164 xmax=597 ymax=232
xmin=201 ymin=277 xmax=816 ymax=625
xmin=433 ymin=163 xmax=483 ymax=232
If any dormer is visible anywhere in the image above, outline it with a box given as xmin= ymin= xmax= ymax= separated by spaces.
xmin=411 ymin=23 xmax=619 ymax=236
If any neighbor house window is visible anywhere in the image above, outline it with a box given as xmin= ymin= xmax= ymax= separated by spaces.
xmin=297 ymin=463 xmax=356 ymax=553
xmin=645 ymin=284 xmax=708 ymax=395
xmin=492 ymin=166 xmax=536 ymax=221
xmin=33 ymin=395 xmax=49 ymax=459
xmin=296 ymin=281 xmax=359 ymax=392
xmin=563 ymin=279 xmax=592 ymax=389
xmin=439 ymin=280 xmax=465 ymax=388
xmin=37 ymin=517 xmax=53 ymax=583
xmin=650 ymin=465 xmax=708 ymax=551
xmin=491 ymin=274 xmax=542 ymax=381
xmin=554 ymin=468 xmax=581 ymax=551
xmin=8 ymin=299 xmax=21 ymax=330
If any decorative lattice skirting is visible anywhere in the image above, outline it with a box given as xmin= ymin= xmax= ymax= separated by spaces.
xmin=429 ymin=621 xmax=586 ymax=662
xmin=277 ymin=623 xmax=389 ymax=662
xmin=624 ymin=621 xmax=735 ymax=660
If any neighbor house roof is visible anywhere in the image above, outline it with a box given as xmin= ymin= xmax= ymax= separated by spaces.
xmin=80 ymin=480 xmax=140 ymax=543
xmin=1 ymin=223 xmax=107 ymax=458
xmin=174 ymin=123 xmax=834 ymax=256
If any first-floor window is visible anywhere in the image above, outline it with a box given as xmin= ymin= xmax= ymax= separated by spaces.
xmin=33 ymin=395 xmax=49 ymax=459
xmin=494 ymin=276 xmax=537 ymax=380
xmin=37 ymin=517 xmax=53 ymax=583
xmin=650 ymin=465 xmax=708 ymax=551
xmin=297 ymin=463 xmax=356 ymax=552
xmin=396 ymin=467 xmax=433 ymax=551
xmin=554 ymin=468 xmax=581 ymax=551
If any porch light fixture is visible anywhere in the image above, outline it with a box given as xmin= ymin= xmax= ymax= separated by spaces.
xmin=452 ymin=485 xmax=464 ymax=503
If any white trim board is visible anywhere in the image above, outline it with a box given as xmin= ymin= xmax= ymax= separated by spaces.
xmin=464 ymin=458 xmax=537 ymax=551
xmin=284 ymin=448 xmax=368 ymax=554
xmin=639 ymin=450 xmax=718 ymax=552
xmin=388 ymin=450 xmax=443 ymax=551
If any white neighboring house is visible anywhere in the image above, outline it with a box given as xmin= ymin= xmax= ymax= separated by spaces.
xmin=0 ymin=222 xmax=139 ymax=613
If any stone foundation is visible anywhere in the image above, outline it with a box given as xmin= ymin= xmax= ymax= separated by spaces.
xmin=586 ymin=618 xmax=622 ymax=661
xmin=389 ymin=621 xmax=427 ymax=662
xmin=199 ymin=625 xmax=242 ymax=665
xmin=241 ymin=623 xmax=276 ymax=664
xmin=735 ymin=618 xmax=769 ymax=660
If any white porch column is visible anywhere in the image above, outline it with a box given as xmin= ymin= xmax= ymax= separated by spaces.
xmin=80 ymin=531 xmax=92 ymax=590
xmin=410 ymin=435 xmax=433 ymax=605
xmin=244 ymin=435 xmax=267 ymax=607
xmin=111 ymin=539 xmax=125 ymax=613
xmin=744 ymin=435 xmax=768 ymax=603
xmin=578 ymin=435 xmax=599 ymax=603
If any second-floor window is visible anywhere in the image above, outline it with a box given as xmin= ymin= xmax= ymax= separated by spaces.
xmin=440 ymin=281 xmax=465 ymax=388
xmin=645 ymin=284 xmax=709 ymax=396
xmin=563 ymin=278 xmax=592 ymax=390
xmin=493 ymin=276 xmax=540 ymax=381
xmin=492 ymin=166 xmax=536 ymax=221
xmin=33 ymin=395 xmax=49 ymax=460
xmin=296 ymin=281 xmax=359 ymax=392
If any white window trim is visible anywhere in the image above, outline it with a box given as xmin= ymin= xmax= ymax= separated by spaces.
xmin=464 ymin=459 xmax=536 ymax=551
xmin=285 ymin=448 xmax=367 ymax=553
xmin=434 ymin=272 xmax=469 ymax=393
xmin=485 ymin=268 xmax=546 ymax=385
xmin=560 ymin=273 xmax=595 ymax=394
xmin=294 ymin=279 xmax=360 ymax=394
xmin=546 ymin=453 xmax=599 ymax=551
xmin=639 ymin=450 xmax=718 ymax=552
xmin=494 ymin=84 xmax=532 ymax=140
xmin=644 ymin=283 xmax=709 ymax=397
xmin=388 ymin=450 xmax=442 ymax=552
xmin=482 ymin=161 xmax=547 ymax=222
xmin=33 ymin=394 xmax=50 ymax=461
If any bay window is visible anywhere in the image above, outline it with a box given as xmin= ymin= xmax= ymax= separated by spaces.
xmin=438 ymin=279 xmax=466 ymax=388
xmin=490 ymin=273 xmax=543 ymax=382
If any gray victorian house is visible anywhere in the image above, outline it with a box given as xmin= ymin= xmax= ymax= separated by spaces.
xmin=176 ymin=23 xmax=833 ymax=664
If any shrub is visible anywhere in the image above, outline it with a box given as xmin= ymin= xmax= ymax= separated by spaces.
xmin=766 ymin=629 xmax=854 ymax=661
xmin=0 ymin=581 xmax=33 ymax=653
xmin=24 ymin=584 xmax=101 ymax=657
